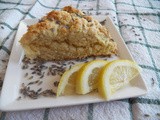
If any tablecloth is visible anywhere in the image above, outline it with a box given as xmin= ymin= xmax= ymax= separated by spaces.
xmin=0 ymin=0 xmax=160 ymax=120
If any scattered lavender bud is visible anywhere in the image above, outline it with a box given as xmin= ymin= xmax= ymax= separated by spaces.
xmin=144 ymin=114 xmax=150 ymax=117
xmin=156 ymin=113 xmax=160 ymax=116
xmin=1 ymin=26 xmax=4 ymax=29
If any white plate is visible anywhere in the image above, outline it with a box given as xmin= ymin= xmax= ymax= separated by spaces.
xmin=0 ymin=16 xmax=148 ymax=111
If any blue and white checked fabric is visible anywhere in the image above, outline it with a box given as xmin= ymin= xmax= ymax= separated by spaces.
xmin=0 ymin=0 xmax=160 ymax=120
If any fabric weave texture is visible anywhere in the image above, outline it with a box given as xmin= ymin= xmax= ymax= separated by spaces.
xmin=0 ymin=0 xmax=160 ymax=120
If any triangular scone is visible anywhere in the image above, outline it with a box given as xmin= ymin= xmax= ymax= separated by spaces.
xmin=20 ymin=6 xmax=117 ymax=61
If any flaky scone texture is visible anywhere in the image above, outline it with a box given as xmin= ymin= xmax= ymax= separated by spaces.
xmin=20 ymin=6 xmax=117 ymax=61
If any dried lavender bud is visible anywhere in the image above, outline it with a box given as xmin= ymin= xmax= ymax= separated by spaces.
xmin=32 ymin=71 xmax=36 ymax=74
xmin=1 ymin=26 xmax=4 ymax=29
xmin=38 ymin=19 xmax=44 ymax=22
xmin=110 ymin=39 xmax=114 ymax=41
xmin=156 ymin=113 xmax=160 ymax=116
xmin=27 ymin=81 xmax=35 ymax=85
xmin=24 ymin=73 xmax=28 ymax=77
xmin=144 ymin=114 xmax=150 ymax=117
xmin=17 ymin=96 xmax=21 ymax=100
xmin=54 ymin=81 xmax=59 ymax=87
xmin=37 ymin=72 xmax=41 ymax=76
xmin=65 ymin=25 xmax=70 ymax=29
xmin=100 ymin=19 xmax=106 ymax=25
xmin=28 ymin=92 xmax=38 ymax=99
xmin=30 ymin=68 xmax=35 ymax=70
xmin=37 ymin=88 xmax=42 ymax=93
xmin=0 ymin=80 xmax=3 ymax=89
xmin=40 ymin=72 xmax=45 ymax=78
xmin=88 ymin=20 xmax=92 ymax=22
xmin=27 ymin=86 xmax=30 ymax=91
xmin=96 ymin=12 xmax=101 ymax=15
xmin=22 ymin=64 xmax=28 ymax=69
xmin=56 ymin=21 xmax=60 ymax=24
xmin=35 ymin=80 xmax=40 ymax=83
xmin=1 ymin=60 xmax=6 ymax=62
xmin=151 ymin=78 xmax=155 ymax=86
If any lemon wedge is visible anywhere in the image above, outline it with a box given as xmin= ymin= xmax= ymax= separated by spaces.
xmin=99 ymin=60 xmax=141 ymax=100
xmin=76 ymin=60 xmax=108 ymax=94
xmin=56 ymin=63 xmax=84 ymax=96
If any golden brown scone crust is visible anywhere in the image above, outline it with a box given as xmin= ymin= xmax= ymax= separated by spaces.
xmin=20 ymin=6 xmax=117 ymax=61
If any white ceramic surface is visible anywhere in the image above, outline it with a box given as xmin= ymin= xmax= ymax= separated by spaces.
xmin=0 ymin=16 xmax=148 ymax=111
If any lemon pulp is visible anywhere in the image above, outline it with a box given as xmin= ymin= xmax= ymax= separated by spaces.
xmin=56 ymin=63 xmax=84 ymax=96
xmin=99 ymin=60 xmax=141 ymax=100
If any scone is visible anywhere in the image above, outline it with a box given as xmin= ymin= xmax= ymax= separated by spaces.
xmin=20 ymin=6 xmax=117 ymax=61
